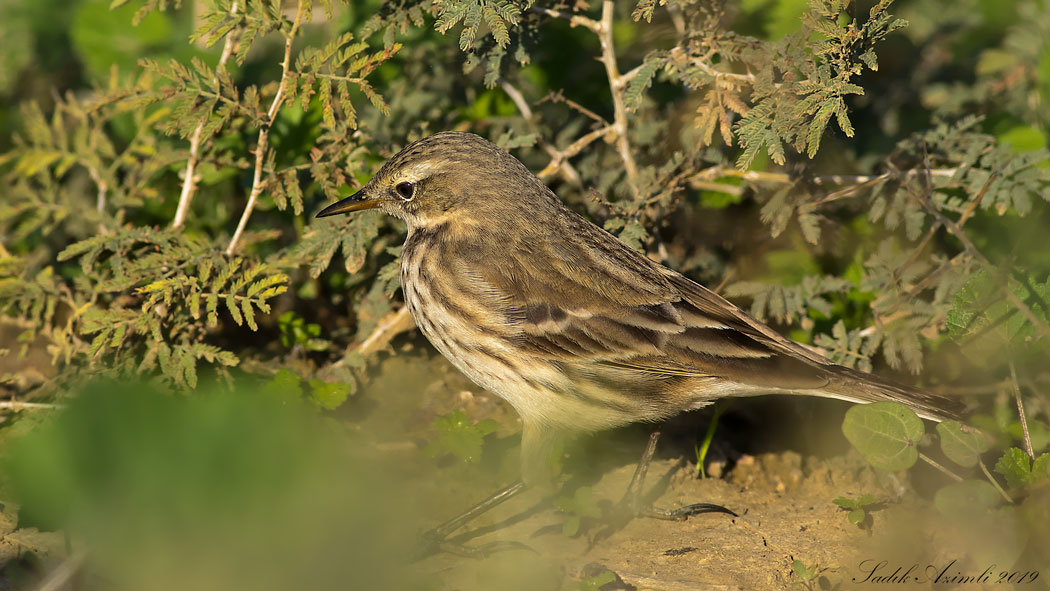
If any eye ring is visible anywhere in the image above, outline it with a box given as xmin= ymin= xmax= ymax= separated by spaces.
xmin=395 ymin=182 xmax=414 ymax=200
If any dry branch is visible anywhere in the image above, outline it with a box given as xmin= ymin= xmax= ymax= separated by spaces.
xmin=226 ymin=0 xmax=304 ymax=255
xmin=173 ymin=0 xmax=240 ymax=230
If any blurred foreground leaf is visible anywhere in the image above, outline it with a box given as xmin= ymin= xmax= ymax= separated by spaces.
xmin=842 ymin=402 xmax=924 ymax=471
xmin=2 ymin=381 xmax=422 ymax=591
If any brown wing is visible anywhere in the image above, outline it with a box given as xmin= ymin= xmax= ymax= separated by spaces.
xmin=450 ymin=213 xmax=833 ymax=395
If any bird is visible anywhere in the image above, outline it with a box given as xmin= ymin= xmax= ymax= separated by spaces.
xmin=316 ymin=131 xmax=961 ymax=549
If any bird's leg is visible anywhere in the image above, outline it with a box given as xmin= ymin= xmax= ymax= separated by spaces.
xmin=616 ymin=429 xmax=736 ymax=521
xmin=417 ymin=480 xmax=531 ymax=558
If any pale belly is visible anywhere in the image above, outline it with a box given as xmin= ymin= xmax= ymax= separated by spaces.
xmin=400 ymin=269 xmax=637 ymax=433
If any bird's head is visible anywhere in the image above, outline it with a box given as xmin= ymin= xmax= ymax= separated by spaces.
xmin=315 ymin=131 xmax=552 ymax=230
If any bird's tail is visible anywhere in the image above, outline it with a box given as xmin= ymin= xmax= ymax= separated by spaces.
xmin=815 ymin=365 xmax=963 ymax=422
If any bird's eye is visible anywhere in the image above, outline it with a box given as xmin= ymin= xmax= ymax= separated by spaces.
xmin=395 ymin=182 xmax=414 ymax=200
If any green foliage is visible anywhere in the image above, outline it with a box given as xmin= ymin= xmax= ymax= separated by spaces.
xmin=936 ymin=420 xmax=991 ymax=468
xmin=933 ymin=480 xmax=1002 ymax=519
xmin=0 ymin=0 xmax=1047 ymax=580
xmin=2 ymin=380 xmax=418 ymax=590
xmin=435 ymin=0 xmax=525 ymax=51
xmin=694 ymin=403 xmax=724 ymax=478
xmin=790 ymin=559 xmax=823 ymax=591
xmin=841 ymin=402 xmax=924 ymax=471
xmin=278 ymin=311 xmax=327 ymax=351
xmin=947 ymin=269 xmax=1050 ymax=349
xmin=0 ymin=0 xmax=1048 ymax=561
xmin=427 ymin=409 xmax=499 ymax=463
xmin=994 ymin=447 xmax=1050 ymax=489
xmin=831 ymin=493 xmax=880 ymax=527
xmin=554 ymin=486 xmax=603 ymax=537
xmin=262 ymin=368 xmax=355 ymax=410
xmin=4 ymin=0 xmax=1046 ymax=399
xmin=574 ymin=569 xmax=617 ymax=591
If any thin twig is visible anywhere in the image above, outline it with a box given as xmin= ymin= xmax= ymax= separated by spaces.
xmin=0 ymin=400 xmax=63 ymax=411
xmin=173 ymin=0 xmax=240 ymax=230
xmin=34 ymin=549 xmax=87 ymax=591
xmin=537 ymin=125 xmax=615 ymax=179
xmin=979 ymin=459 xmax=1014 ymax=504
xmin=530 ymin=6 xmax=600 ymax=32
xmin=665 ymin=3 xmax=686 ymax=36
xmin=1009 ymin=361 xmax=1035 ymax=460
xmin=499 ymin=79 xmax=533 ymax=120
xmin=354 ymin=306 xmax=415 ymax=357
xmin=667 ymin=46 xmax=756 ymax=85
xmin=86 ymin=164 xmax=108 ymax=234
xmin=919 ymin=453 xmax=964 ymax=482
xmin=500 ymin=80 xmax=581 ymax=184
xmin=688 ymin=165 xmax=959 ymax=190
xmin=596 ymin=0 xmax=639 ymax=196
xmin=539 ymin=90 xmax=607 ymax=124
xmin=226 ymin=0 xmax=303 ymax=255
xmin=913 ymin=192 xmax=1050 ymax=343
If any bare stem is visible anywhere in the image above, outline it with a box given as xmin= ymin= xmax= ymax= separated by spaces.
xmin=919 ymin=452 xmax=964 ymax=482
xmin=540 ymin=90 xmax=607 ymax=124
xmin=537 ymin=125 xmax=615 ymax=179
xmin=669 ymin=47 xmax=757 ymax=84
xmin=0 ymin=400 xmax=63 ymax=410
xmin=354 ymin=306 xmax=416 ymax=357
xmin=173 ymin=0 xmax=240 ymax=230
xmin=596 ymin=0 xmax=639 ymax=196
xmin=499 ymin=79 xmax=533 ymax=120
xmin=86 ymin=164 xmax=108 ymax=234
xmin=1009 ymin=361 xmax=1035 ymax=460
xmin=914 ymin=191 xmax=1050 ymax=343
xmin=687 ymin=165 xmax=958 ymax=190
xmin=226 ymin=1 xmax=303 ymax=255
xmin=979 ymin=459 xmax=1014 ymax=504
xmin=530 ymin=6 xmax=600 ymax=32
xmin=500 ymin=80 xmax=580 ymax=184
xmin=33 ymin=549 xmax=87 ymax=591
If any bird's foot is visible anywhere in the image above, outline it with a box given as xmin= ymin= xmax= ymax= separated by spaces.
xmin=412 ymin=480 xmax=532 ymax=560
xmin=636 ymin=502 xmax=737 ymax=521
xmin=415 ymin=529 xmax=533 ymax=559
xmin=589 ymin=496 xmax=735 ymax=544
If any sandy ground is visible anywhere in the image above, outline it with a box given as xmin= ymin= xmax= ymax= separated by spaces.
xmin=2 ymin=346 xmax=1045 ymax=590
xmin=365 ymin=350 xmax=1048 ymax=591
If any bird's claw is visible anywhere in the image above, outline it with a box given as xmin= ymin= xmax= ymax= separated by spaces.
xmin=415 ymin=530 xmax=534 ymax=560
xmin=638 ymin=502 xmax=737 ymax=521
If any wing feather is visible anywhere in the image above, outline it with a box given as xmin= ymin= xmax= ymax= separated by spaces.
xmin=461 ymin=223 xmax=832 ymax=394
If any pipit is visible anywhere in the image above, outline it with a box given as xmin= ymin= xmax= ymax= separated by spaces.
xmin=317 ymin=131 xmax=959 ymax=553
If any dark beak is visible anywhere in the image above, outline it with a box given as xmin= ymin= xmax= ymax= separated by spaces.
xmin=315 ymin=189 xmax=379 ymax=217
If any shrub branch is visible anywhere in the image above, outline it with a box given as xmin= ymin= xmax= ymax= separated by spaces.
xmin=173 ymin=0 xmax=240 ymax=230
xmin=226 ymin=0 xmax=304 ymax=255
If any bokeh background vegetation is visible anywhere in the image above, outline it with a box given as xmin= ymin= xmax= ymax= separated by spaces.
xmin=1 ymin=0 xmax=1048 ymax=588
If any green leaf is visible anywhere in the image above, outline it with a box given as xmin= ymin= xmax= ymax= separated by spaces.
xmin=263 ymin=369 xmax=303 ymax=400
xmin=624 ymin=56 xmax=662 ymax=110
xmin=847 ymin=508 xmax=865 ymax=525
xmin=427 ymin=410 xmax=498 ymax=464
xmin=832 ymin=493 xmax=878 ymax=509
xmin=842 ymin=402 xmax=924 ymax=471
xmin=308 ymin=379 xmax=353 ymax=410
xmin=934 ymin=480 xmax=1001 ymax=519
xmin=554 ymin=486 xmax=603 ymax=537
xmin=937 ymin=421 xmax=990 ymax=468
xmin=994 ymin=448 xmax=1050 ymax=489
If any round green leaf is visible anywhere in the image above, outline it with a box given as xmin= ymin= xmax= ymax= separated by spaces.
xmin=934 ymin=480 xmax=1001 ymax=520
xmin=847 ymin=508 xmax=866 ymax=525
xmin=937 ymin=421 xmax=990 ymax=467
xmin=842 ymin=402 xmax=924 ymax=471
